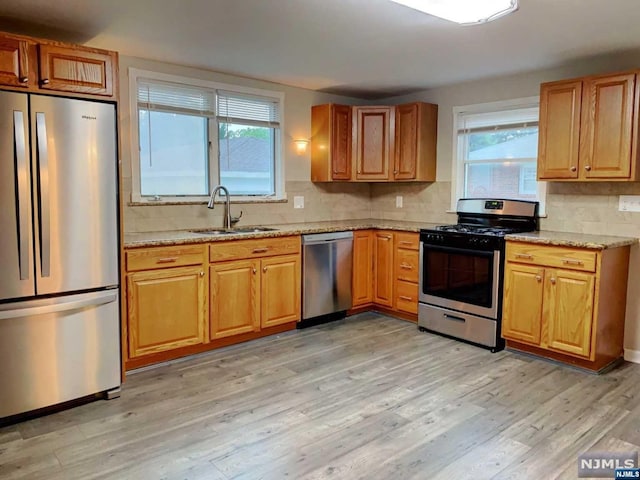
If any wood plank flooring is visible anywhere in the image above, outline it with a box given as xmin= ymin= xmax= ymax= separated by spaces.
xmin=1 ymin=312 xmax=639 ymax=480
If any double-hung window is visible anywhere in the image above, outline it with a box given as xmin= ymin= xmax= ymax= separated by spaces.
xmin=130 ymin=68 xmax=284 ymax=202
xmin=453 ymin=97 xmax=545 ymax=212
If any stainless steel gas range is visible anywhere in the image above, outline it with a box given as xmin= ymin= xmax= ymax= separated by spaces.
xmin=418 ymin=198 xmax=538 ymax=352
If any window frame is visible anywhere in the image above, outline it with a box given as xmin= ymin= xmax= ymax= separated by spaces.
xmin=128 ymin=68 xmax=286 ymax=204
xmin=451 ymin=96 xmax=546 ymax=215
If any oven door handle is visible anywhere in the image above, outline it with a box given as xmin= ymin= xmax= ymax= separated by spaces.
xmin=443 ymin=313 xmax=466 ymax=323
xmin=421 ymin=244 xmax=497 ymax=257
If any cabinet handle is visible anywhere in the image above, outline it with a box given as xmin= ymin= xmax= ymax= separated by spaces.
xmin=399 ymin=241 xmax=413 ymax=246
xmin=252 ymin=247 xmax=269 ymax=253
xmin=199 ymin=271 xmax=204 ymax=277
xmin=394 ymin=170 xmax=399 ymax=174
xmin=570 ymin=166 xmax=577 ymax=172
xmin=156 ymin=257 xmax=178 ymax=264
xmin=41 ymin=78 xmax=50 ymax=85
xmin=562 ymin=259 xmax=584 ymax=266
xmin=400 ymin=263 xmax=413 ymax=270
xmin=515 ymin=253 xmax=533 ymax=259
xmin=399 ymin=295 xmax=413 ymax=301
xmin=585 ymin=165 xmax=591 ymax=171
xmin=380 ymin=235 xmax=392 ymax=240
xmin=535 ymin=275 xmax=542 ymax=282
xmin=19 ymin=76 xmax=28 ymax=83
xmin=252 ymin=268 xmax=257 ymax=274
xmin=550 ymin=278 xmax=556 ymax=284
xmin=263 ymin=266 xmax=267 ymax=273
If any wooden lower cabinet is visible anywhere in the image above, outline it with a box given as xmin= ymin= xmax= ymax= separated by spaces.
xmin=210 ymin=259 xmax=260 ymax=339
xmin=352 ymin=230 xmax=374 ymax=307
xmin=127 ymin=265 xmax=207 ymax=358
xmin=261 ymin=254 xmax=301 ymax=328
xmin=501 ymin=241 xmax=630 ymax=371
xmin=373 ymin=231 xmax=394 ymax=307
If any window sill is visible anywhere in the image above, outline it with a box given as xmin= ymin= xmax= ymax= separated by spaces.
xmin=128 ymin=196 xmax=288 ymax=207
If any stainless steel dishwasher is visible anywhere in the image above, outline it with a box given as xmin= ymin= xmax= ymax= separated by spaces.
xmin=301 ymin=231 xmax=353 ymax=326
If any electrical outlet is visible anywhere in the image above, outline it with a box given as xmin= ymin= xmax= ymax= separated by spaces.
xmin=396 ymin=195 xmax=403 ymax=208
xmin=293 ymin=196 xmax=304 ymax=209
xmin=618 ymin=195 xmax=640 ymax=212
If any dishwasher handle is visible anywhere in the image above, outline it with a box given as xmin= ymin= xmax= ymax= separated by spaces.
xmin=302 ymin=231 xmax=354 ymax=245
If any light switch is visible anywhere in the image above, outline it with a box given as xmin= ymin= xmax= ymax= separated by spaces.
xmin=396 ymin=195 xmax=403 ymax=208
xmin=294 ymin=196 xmax=304 ymax=209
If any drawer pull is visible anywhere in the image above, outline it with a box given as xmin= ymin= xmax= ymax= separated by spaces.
xmin=399 ymin=241 xmax=414 ymax=246
xmin=515 ymin=253 xmax=533 ymax=260
xmin=380 ymin=235 xmax=392 ymax=240
xmin=562 ymin=259 xmax=584 ymax=266
xmin=252 ymin=248 xmax=269 ymax=253
xmin=156 ymin=257 xmax=178 ymax=264
xmin=400 ymin=263 xmax=413 ymax=270
xmin=399 ymin=295 xmax=413 ymax=301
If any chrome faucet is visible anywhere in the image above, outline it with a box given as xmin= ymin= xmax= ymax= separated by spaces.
xmin=207 ymin=185 xmax=241 ymax=229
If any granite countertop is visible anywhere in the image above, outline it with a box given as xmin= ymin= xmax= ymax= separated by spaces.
xmin=505 ymin=231 xmax=638 ymax=250
xmin=123 ymin=219 xmax=442 ymax=248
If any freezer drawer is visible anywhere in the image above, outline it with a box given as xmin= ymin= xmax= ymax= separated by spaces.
xmin=0 ymin=290 xmax=121 ymax=418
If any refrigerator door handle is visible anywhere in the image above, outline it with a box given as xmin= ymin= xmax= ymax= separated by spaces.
xmin=13 ymin=111 xmax=30 ymax=281
xmin=0 ymin=290 xmax=118 ymax=320
xmin=35 ymin=112 xmax=51 ymax=278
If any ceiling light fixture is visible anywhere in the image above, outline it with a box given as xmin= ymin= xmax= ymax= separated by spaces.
xmin=390 ymin=0 xmax=518 ymax=25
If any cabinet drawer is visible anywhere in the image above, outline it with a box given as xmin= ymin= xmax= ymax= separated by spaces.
xmin=395 ymin=280 xmax=418 ymax=314
xmin=395 ymin=249 xmax=419 ymax=283
xmin=209 ymin=236 xmax=300 ymax=262
xmin=506 ymin=243 xmax=597 ymax=272
xmin=394 ymin=232 xmax=419 ymax=250
xmin=126 ymin=245 xmax=207 ymax=272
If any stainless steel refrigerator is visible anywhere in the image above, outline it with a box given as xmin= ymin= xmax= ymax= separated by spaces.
xmin=0 ymin=91 xmax=120 ymax=419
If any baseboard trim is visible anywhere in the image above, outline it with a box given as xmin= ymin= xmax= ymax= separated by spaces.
xmin=624 ymin=348 xmax=640 ymax=364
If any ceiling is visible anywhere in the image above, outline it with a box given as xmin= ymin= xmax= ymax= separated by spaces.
xmin=1 ymin=0 xmax=640 ymax=99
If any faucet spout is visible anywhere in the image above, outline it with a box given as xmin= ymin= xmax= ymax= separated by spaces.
xmin=207 ymin=185 xmax=232 ymax=229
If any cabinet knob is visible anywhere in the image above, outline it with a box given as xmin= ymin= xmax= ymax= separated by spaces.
xmin=41 ymin=78 xmax=50 ymax=85
xmin=550 ymin=277 xmax=556 ymax=284
xmin=570 ymin=166 xmax=577 ymax=172
xmin=394 ymin=170 xmax=398 ymax=174
xmin=199 ymin=271 xmax=204 ymax=277
xmin=535 ymin=275 xmax=542 ymax=282
xmin=263 ymin=266 xmax=267 ymax=273
xmin=585 ymin=165 xmax=591 ymax=171
xmin=252 ymin=268 xmax=257 ymax=274
xmin=19 ymin=76 xmax=28 ymax=83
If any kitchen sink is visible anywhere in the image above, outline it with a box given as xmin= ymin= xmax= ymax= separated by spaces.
xmin=191 ymin=226 xmax=278 ymax=235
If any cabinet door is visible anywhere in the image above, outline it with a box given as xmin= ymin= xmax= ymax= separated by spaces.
xmin=0 ymin=36 xmax=31 ymax=88
xmin=502 ymin=263 xmax=544 ymax=345
xmin=538 ymin=80 xmax=582 ymax=179
xmin=331 ymin=104 xmax=352 ymax=180
xmin=127 ymin=266 xmax=206 ymax=358
xmin=580 ymin=73 xmax=636 ymax=179
xmin=352 ymin=230 xmax=373 ymax=307
xmin=353 ymin=107 xmax=394 ymax=180
xmin=373 ymin=231 xmax=394 ymax=307
xmin=545 ymin=269 xmax=595 ymax=358
xmin=261 ymin=254 xmax=301 ymax=328
xmin=38 ymin=44 xmax=115 ymax=96
xmin=210 ymin=260 xmax=260 ymax=339
xmin=394 ymin=103 xmax=418 ymax=180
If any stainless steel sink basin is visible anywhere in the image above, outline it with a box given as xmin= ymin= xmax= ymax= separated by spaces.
xmin=190 ymin=226 xmax=278 ymax=235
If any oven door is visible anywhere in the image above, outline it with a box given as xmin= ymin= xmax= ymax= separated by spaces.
xmin=419 ymin=241 xmax=500 ymax=319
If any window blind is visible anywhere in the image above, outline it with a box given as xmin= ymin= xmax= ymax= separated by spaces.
xmin=137 ymin=80 xmax=215 ymax=117
xmin=458 ymin=106 xmax=539 ymax=134
xmin=216 ymin=91 xmax=280 ymax=128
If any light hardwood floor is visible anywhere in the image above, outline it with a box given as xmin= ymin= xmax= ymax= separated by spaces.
xmin=1 ymin=312 xmax=639 ymax=480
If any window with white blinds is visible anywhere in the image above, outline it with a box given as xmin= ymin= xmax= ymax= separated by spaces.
xmin=130 ymin=68 xmax=284 ymax=202
xmin=453 ymin=98 xmax=546 ymax=213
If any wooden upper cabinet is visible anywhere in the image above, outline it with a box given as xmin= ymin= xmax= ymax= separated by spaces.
xmin=38 ymin=44 xmax=115 ymax=97
xmin=311 ymin=104 xmax=352 ymax=181
xmin=353 ymin=106 xmax=394 ymax=181
xmin=0 ymin=36 xmax=32 ymax=88
xmin=394 ymin=102 xmax=438 ymax=181
xmin=538 ymin=80 xmax=582 ymax=180
xmin=580 ymin=73 xmax=636 ymax=179
xmin=538 ymin=71 xmax=639 ymax=181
